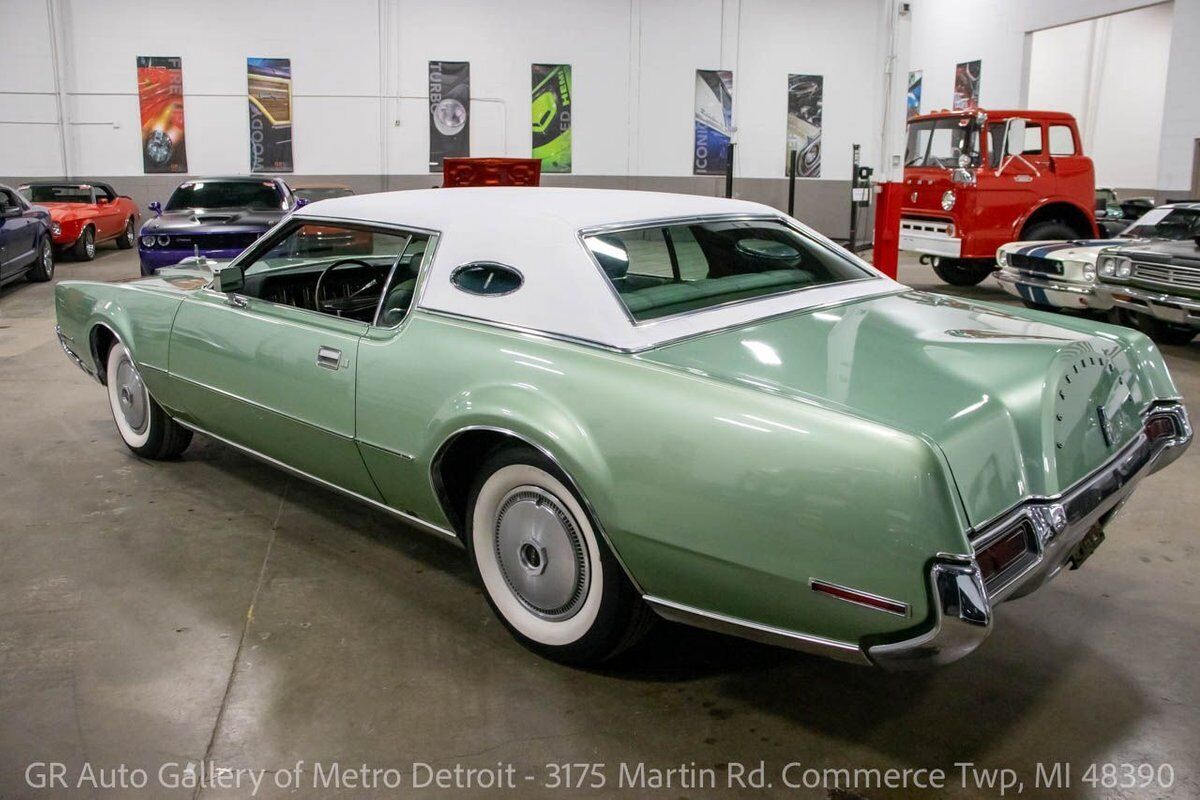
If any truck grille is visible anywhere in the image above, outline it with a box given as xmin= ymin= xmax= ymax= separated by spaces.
xmin=1009 ymin=253 xmax=1063 ymax=275
xmin=1132 ymin=261 xmax=1200 ymax=291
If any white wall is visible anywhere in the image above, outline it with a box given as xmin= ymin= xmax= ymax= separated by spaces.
xmin=1027 ymin=3 xmax=1172 ymax=189
xmin=0 ymin=0 xmax=888 ymax=182
xmin=908 ymin=0 xmax=1199 ymax=192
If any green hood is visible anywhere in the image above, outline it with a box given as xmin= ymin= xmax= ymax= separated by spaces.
xmin=643 ymin=291 xmax=1178 ymax=528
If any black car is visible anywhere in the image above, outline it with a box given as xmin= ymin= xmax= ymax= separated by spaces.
xmin=1095 ymin=203 xmax=1200 ymax=345
xmin=137 ymin=176 xmax=299 ymax=275
xmin=0 ymin=183 xmax=54 ymax=287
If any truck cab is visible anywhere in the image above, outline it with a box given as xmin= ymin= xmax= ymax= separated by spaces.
xmin=900 ymin=109 xmax=1098 ymax=286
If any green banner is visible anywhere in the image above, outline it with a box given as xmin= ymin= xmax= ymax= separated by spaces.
xmin=532 ymin=64 xmax=572 ymax=173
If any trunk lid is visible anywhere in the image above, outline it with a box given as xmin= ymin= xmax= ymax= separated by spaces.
xmin=641 ymin=291 xmax=1162 ymax=528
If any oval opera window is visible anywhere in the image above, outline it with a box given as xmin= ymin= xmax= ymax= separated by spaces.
xmin=451 ymin=262 xmax=524 ymax=296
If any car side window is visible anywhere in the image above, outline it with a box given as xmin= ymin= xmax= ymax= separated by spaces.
xmin=235 ymin=221 xmax=425 ymax=325
xmin=1048 ymin=125 xmax=1076 ymax=155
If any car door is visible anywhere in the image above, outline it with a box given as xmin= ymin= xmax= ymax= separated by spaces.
xmin=92 ymin=186 xmax=123 ymax=240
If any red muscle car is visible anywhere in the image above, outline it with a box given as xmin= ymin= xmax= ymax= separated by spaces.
xmin=19 ymin=182 xmax=140 ymax=261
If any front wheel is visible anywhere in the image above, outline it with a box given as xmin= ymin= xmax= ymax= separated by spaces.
xmin=72 ymin=226 xmax=96 ymax=261
xmin=27 ymin=237 xmax=54 ymax=282
xmin=105 ymin=342 xmax=193 ymax=458
xmin=116 ymin=218 xmax=135 ymax=249
xmin=932 ymin=258 xmax=994 ymax=286
xmin=466 ymin=445 xmax=653 ymax=664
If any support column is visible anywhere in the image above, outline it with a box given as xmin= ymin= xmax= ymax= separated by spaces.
xmin=872 ymin=0 xmax=912 ymax=279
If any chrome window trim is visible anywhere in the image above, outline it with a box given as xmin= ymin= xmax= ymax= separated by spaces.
xmin=576 ymin=213 xmax=881 ymax=329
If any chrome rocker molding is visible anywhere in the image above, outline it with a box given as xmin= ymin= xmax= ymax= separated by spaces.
xmin=868 ymin=401 xmax=1191 ymax=670
xmin=644 ymin=595 xmax=872 ymax=666
xmin=174 ymin=419 xmax=461 ymax=545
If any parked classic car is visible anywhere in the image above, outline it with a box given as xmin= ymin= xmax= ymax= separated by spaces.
xmin=19 ymin=182 xmax=139 ymax=261
xmin=1096 ymin=229 xmax=1200 ymax=345
xmin=292 ymin=185 xmax=372 ymax=254
xmin=54 ymin=188 xmax=1192 ymax=668
xmin=138 ymin=176 xmax=299 ymax=275
xmin=994 ymin=202 xmax=1200 ymax=313
xmin=0 ymin=182 xmax=54 ymax=286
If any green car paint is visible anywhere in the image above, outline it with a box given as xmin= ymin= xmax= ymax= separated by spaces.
xmin=53 ymin=263 xmax=1186 ymax=662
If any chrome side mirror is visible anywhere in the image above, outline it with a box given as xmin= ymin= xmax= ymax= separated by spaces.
xmin=214 ymin=264 xmax=244 ymax=294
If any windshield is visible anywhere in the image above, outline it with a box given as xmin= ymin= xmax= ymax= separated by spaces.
xmin=166 ymin=181 xmax=282 ymax=211
xmin=584 ymin=218 xmax=872 ymax=323
xmin=1122 ymin=207 xmax=1200 ymax=240
xmin=905 ymin=117 xmax=980 ymax=168
xmin=22 ymin=185 xmax=91 ymax=203
xmin=294 ymin=187 xmax=353 ymax=202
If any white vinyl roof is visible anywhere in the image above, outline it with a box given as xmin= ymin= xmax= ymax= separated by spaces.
xmin=299 ymin=187 xmax=901 ymax=351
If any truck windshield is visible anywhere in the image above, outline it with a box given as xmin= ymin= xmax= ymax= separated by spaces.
xmin=1123 ymin=207 xmax=1200 ymax=240
xmin=905 ymin=117 xmax=980 ymax=168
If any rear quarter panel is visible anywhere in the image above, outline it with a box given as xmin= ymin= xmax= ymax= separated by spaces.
xmin=358 ymin=313 xmax=975 ymax=646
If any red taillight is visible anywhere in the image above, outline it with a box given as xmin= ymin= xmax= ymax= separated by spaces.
xmin=977 ymin=522 xmax=1035 ymax=584
xmin=1145 ymin=414 xmax=1178 ymax=442
xmin=809 ymin=580 xmax=908 ymax=616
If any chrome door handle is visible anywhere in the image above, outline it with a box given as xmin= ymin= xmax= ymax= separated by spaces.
xmin=316 ymin=346 xmax=341 ymax=370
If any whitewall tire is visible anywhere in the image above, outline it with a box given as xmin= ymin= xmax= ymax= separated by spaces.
xmin=105 ymin=341 xmax=192 ymax=459
xmin=466 ymin=445 xmax=653 ymax=663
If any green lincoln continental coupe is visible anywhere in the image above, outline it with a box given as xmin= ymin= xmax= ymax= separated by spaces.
xmin=54 ymin=188 xmax=1191 ymax=668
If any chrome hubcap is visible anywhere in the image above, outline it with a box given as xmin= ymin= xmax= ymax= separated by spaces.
xmin=86 ymin=234 xmax=95 ymax=257
xmin=494 ymin=486 xmax=589 ymax=621
xmin=42 ymin=243 xmax=52 ymax=270
xmin=126 ymin=223 xmax=134 ymax=244
xmin=114 ymin=356 xmax=148 ymax=434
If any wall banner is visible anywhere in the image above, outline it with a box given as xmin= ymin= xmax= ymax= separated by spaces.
xmin=953 ymin=60 xmax=981 ymax=110
xmin=247 ymin=58 xmax=293 ymax=173
xmin=907 ymin=70 xmax=923 ymax=119
xmin=532 ymin=64 xmax=572 ymax=173
xmin=785 ymin=74 xmax=822 ymax=178
xmin=136 ymin=56 xmax=188 ymax=174
xmin=429 ymin=61 xmax=470 ymax=171
xmin=693 ymin=69 xmax=733 ymax=176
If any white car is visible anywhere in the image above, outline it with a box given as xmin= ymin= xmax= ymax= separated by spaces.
xmin=993 ymin=202 xmax=1200 ymax=312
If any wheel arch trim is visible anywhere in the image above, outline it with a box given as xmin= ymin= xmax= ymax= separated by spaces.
xmin=428 ymin=424 xmax=647 ymax=595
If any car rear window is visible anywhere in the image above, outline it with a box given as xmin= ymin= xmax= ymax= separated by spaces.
xmin=583 ymin=218 xmax=872 ymax=322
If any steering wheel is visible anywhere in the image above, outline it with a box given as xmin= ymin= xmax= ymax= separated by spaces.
xmin=313 ymin=259 xmax=387 ymax=315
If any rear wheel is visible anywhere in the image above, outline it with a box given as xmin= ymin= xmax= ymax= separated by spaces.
xmin=105 ymin=341 xmax=192 ymax=458
xmin=116 ymin=218 xmax=135 ymax=249
xmin=932 ymin=258 xmax=994 ymax=286
xmin=465 ymin=445 xmax=653 ymax=664
xmin=27 ymin=237 xmax=54 ymax=282
xmin=72 ymin=226 xmax=96 ymax=261
xmin=1115 ymin=309 xmax=1197 ymax=346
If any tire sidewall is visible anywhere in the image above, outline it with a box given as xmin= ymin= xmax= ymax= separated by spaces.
xmin=106 ymin=342 xmax=152 ymax=450
xmin=465 ymin=446 xmax=634 ymax=662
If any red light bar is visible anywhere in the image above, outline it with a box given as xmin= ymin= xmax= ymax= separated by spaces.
xmin=809 ymin=579 xmax=909 ymax=616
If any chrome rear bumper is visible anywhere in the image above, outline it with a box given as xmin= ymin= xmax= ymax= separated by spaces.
xmin=869 ymin=402 xmax=1191 ymax=670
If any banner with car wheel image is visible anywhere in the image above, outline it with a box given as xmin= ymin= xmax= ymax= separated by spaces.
xmin=907 ymin=70 xmax=922 ymax=118
xmin=247 ymin=57 xmax=293 ymax=173
xmin=953 ymin=59 xmax=981 ymax=110
xmin=693 ymin=69 xmax=733 ymax=176
xmin=532 ymin=64 xmax=572 ymax=173
xmin=785 ymin=74 xmax=822 ymax=178
xmin=136 ymin=56 xmax=188 ymax=174
xmin=429 ymin=61 xmax=470 ymax=172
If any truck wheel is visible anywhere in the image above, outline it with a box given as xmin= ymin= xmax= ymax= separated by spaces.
xmin=1021 ymin=221 xmax=1079 ymax=243
xmin=72 ymin=226 xmax=96 ymax=261
xmin=1116 ymin=310 xmax=1197 ymax=346
xmin=932 ymin=258 xmax=994 ymax=286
